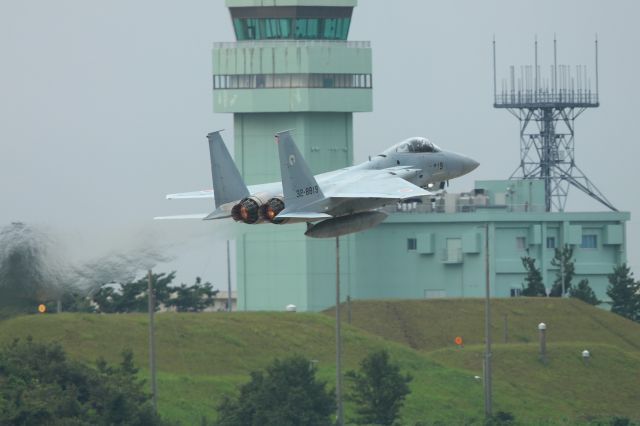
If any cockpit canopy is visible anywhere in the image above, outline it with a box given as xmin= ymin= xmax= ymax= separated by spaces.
xmin=381 ymin=137 xmax=441 ymax=156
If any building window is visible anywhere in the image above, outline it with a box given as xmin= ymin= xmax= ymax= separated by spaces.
xmin=232 ymin=17 xmax=351 ymax=41
xmin=213 ymin=73 xmax=373 ymax=90
xmin=510 ymin=288 xmax=522 ymax=297
xmin=407 ymin=238 xmax=417 ymax=251
xmin=516 ymin=236 xmax=527 ymax=250
xmin=581 ymin=234 xmax=597 ymax=249
xmin=546 ymin=237 xmax=556 ymax=249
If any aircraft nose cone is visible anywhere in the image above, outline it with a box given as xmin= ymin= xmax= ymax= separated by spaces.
xmin=461 ymin=156 xmax=480 ymax=174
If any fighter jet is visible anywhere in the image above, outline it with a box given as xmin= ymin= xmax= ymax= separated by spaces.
xmin=157 ymin=130 xmax=479 ymax=238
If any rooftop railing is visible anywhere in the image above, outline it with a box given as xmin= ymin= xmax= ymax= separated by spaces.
xmin=385 ymin=202 xmax=546 ymax=215
xmin=213 ymin=40 xmax=370 ymax=49
xmin=494 ymin=91 xmax=599 ymax=107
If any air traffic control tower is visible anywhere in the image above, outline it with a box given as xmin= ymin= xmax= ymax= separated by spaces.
xmin=213 ymin=1 xmax=372 ymax=310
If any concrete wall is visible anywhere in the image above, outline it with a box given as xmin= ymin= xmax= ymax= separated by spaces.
xmin=213 ymin=42 xmax=372 ymax=113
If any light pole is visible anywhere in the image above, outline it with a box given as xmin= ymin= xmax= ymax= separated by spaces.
xmin=226 ymin=240 xmax=232 ymax=311
xmin=560 ymin=246 xmax=565 ymax=296
xmin=147 ymin=270 xmax=157 ymax=411
xmin=483 ymin=223 xmax=492 ymax=417
xmin=335 ymin=236 xmax=343 ymax=425
xmin=538 ymin=322 xmax=547 ymax=363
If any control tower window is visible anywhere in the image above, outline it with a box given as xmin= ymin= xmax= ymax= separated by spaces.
xmin=233 ymin=17 xmax=351 ymax=40
xmin=296 ymin=18 xmax=320 ymax=39
xmin=230 ymin=6 xmax=353 ymax=41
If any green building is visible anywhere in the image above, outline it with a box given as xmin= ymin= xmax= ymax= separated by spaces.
xmin=213 ymin=1 xmax=629 ymax=310
xmin=213 ymin=0 xmax=371 ymax=310
xmin=353 ymin=179 xmax=629 ymax=302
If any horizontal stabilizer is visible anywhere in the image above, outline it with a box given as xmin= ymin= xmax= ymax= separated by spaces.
xmin=166 ymin=190 xmax=214 ymax=200
xmin=153 ymin=214 xmax=209 ymax=220
xmin=203 ymin=208 xmax=232 ymax=220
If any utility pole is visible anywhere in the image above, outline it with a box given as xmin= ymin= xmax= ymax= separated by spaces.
xmin=335 ymin=236 xmax=343 ymax=426
xmin=483 ymin=224 xmax=493 ymax=417
xmin=226 ymin=240 xmax=232 ymax=311
xmin=503 ymin=314 xmax=508 ymax=344
xmin=147 ymin=270 xmax=157 ymax=411
xmin=560 ymin=245 xmax=565 ymax=296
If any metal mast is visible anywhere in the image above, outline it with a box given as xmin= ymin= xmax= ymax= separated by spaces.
xmin=493 ymin=38 xmax=616 ymax=212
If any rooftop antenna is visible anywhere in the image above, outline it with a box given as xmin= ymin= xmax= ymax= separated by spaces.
xmin=493 ymin=35 xmax=497 ymax=102
xmin=492 ymin=37 xmax=616 ymax=212
xmin=595 ymin=34 xmax=599 ymax=96
xmin=534 ymin=35 xmax=538 ymax=96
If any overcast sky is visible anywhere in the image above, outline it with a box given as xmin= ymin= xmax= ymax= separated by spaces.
xmin=1 ymin=0 xmax=638 ymax=288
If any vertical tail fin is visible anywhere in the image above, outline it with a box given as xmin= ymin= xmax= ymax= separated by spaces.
xmin=276 ymin=130 xmax=324 ymax=211
xmin=207 ymin=131 xmax=249 ymax=211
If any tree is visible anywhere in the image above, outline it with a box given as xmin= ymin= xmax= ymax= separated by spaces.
xmin=521 ymin=257 xmax=546 ymax=297
xmin=166 ymin=277 xmax=218 ymax=312
xmin=216 ymin=355 xmax=335 ymax=426
xmin=0 ymin=337 xmax=168 ymax=425
xmin=42 ymin=290 xmax=96 ymax=313
xmin=345 ymin=350 xmax=413 ymax=426
xmin=0 ymin=222 xmax=65 ymax=315
xmin=569 ymin=279 xmax=600 ymax=305
xmin=91 ymin=271 xmax=176 ymax=313
xmin=607 ymin=264 xmax=640 ymax=322
xmin=549 ymin=245 xmax=575 ymax=297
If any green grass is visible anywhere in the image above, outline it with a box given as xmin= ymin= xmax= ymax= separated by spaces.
xmin=0 ymin=312 xmax=486 ymax=424
xmin=0 ymin=298 xmax=639 ymax=424
xmin=326 ymin=298 xmax=640 ymax=352
xmin=429 ymin=343 xmax=640 ymax=423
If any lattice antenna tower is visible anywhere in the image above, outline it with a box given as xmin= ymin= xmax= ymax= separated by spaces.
xmin=493 ymin=37 xmax=616 ymax=212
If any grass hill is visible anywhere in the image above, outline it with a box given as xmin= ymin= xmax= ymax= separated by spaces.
xmin=428 ymin=343 xmax=640 ymax=422
xmin=0 ymin=312 xmax=483 ymax=424
xmin=326 ymin=298 xmax=640 ymax=352
xmin=0 ymin=298 xmax=638 ymax=424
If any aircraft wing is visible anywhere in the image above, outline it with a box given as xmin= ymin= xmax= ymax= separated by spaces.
xmin=325 ymin=169 xmax=432 ymax=200
xmin=166 ymin=182 xmax=282 ymax=201
xmin=166 ymin=190 xmax=214 ymax=200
